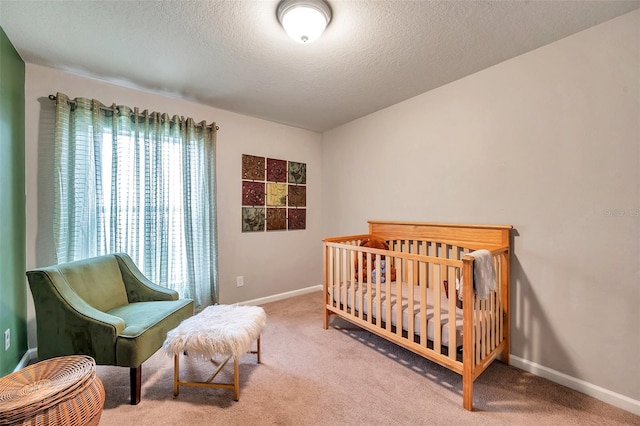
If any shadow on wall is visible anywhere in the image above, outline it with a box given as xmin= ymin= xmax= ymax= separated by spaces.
xmin=35 ymin=96 xmax=57 ymax=268
xmin=510 ymin=230 xmax=577 ymax=379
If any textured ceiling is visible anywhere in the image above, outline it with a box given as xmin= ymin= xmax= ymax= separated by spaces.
xmin=1 ymin=0 xmax=639 ymax=132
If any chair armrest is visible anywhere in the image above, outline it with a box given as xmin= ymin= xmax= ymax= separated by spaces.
xmin=114 ymin=253 xmax=179 ymax=302
xmin=27 ymin=269 xmax=126 ymax=365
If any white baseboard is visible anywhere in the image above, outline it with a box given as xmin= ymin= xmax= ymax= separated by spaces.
xmin=13 ymin=348 xmax=38 ymax=372
xmin=238 ymin=284 xmax=322 ymax=306
xmin=510 ymin=355 xmax=640 ymax=416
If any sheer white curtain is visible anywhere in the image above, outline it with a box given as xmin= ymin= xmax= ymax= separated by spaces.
xmin=53 ymin=92 xmax=218 ymax=308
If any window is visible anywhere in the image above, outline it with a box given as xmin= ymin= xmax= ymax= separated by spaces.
xmin=52 ymin=93 xmax=218 ymax=308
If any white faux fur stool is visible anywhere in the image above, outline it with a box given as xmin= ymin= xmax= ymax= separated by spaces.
xmin=163 ymin=304 xmax=266 ymax=401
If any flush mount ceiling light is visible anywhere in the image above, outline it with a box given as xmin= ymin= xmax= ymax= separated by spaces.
xmin=277 ymin=0 xmax=332 ymax=44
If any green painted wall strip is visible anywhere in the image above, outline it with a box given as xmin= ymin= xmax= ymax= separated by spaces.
xmin=0 ymin=24 xmax=27 ymax=376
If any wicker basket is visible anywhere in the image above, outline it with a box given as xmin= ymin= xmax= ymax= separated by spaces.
xmin=0 ymin=355 xmax=105 ymax=426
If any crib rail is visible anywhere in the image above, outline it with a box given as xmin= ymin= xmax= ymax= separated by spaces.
xmin=323 ymin=234 xmax=510 ymax=410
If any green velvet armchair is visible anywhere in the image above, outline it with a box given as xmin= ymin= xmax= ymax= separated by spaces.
xmin=26 ymin=253 xmax=194 ymax=404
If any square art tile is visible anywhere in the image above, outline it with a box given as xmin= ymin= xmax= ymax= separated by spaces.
xmin=242 ymin=181 xmax=265 ymax=206
xmin=288 ymin=161 xmax=306 ymax=184
xmin=288 ymin=185 xmax=306 ymax=207
xmin=267 ymin=158 xmax=287 ymax=182
xmin=242 ymin=154 xmax=265 ymax=180
xmin=266 ymin=208 xmax=287 ymax=231
xmin=266 ymin=183 xmax=287 ymax=206
xmin=242 ymin=207 xmax=265 ymax=232
xmin=288 ymin=209 xmax=306 ymax=230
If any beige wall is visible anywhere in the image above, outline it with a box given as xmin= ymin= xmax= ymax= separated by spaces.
xmin=24 ymin=64 xmax=324 ymax=345
xmin=322 ymin=10 xmax=639 ymax=409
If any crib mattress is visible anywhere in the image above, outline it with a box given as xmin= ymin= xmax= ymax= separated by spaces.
xmin=332 ymin=281 xmax=464 ymax=347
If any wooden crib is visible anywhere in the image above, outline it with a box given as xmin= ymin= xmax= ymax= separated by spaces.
xmin=323 ymin=221 xmax=512 ymax=411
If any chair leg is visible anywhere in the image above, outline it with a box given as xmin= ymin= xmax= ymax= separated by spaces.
xmin=130 ymin=366 xmax=141 ymax=405
xmin=233 ymin=357 xmax=239 ymax=401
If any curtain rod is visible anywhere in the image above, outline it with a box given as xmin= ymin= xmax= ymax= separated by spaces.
xmin=48 ymin=94 xmax=219 ymax=131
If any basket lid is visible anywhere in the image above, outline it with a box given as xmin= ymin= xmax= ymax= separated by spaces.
xmin=0 ymin=355 xmax=97 ymax=421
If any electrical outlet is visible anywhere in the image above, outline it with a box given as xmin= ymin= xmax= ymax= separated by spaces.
xmin=4 ymin=329 xmax=9 ymax=351
xmin=236 ymin=276 xmax=244 ymax=287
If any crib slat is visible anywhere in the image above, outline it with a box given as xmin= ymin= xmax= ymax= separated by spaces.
xmin=492 ymin=291 xmax=497 ymax=350
xmin=407 ymin=259 xmax=415 ymax=338
xmin=501 ymin=249 xmax=510 ymax=363
xmin=488 ymin=258 xmax=495 ymax=352
xmin=497 ymin=253 xmax=504 ymax=345
xmin=338 ymin=249 xmax=348 ymax=312
xmin=427 ymin=247 xmax=435 ymax=345
xmin=400 ymin=239 xmax=406 ymax=283
xmin=395 ymin=261 xmax=403 ymax=337
xmin=475 ymin=298 xmax=481 ymax=365
xmin=433 ymin=261 xmax=442 ymax=352
xmin=482 ymin=299 xmax=488 ymax=359
xmin=374 ymin=253 xmax=382 ymax=327
xmin=412 ymin=240 xmax=420 ymax=285
xmin=448 ymin=246 xmax=459 ymax=358
xmin=484 ymin=300 xmax=490 ymax=357
xmin=328 ymin=246 xmax=335 ymax=309
xmin=419 ymin=261 xmax=427 ymax=346
xmin=491 ymin=256 xmax=498 ymax=350
xmin=427 ymin=243 xmax=438 ymax=288
xmin=366 ymin=252 xmax=373 ymax=325
xmin=357 ymin=250 xmax=363 ymax=320
xmin=498 ymin=254 xmax=503 ymax=345
xmin=349 ymin=248 xmax=355 ymax=317
xmin=385 ymin=256 xmax=392 ymax=332
xmin=447 ymin=264 xmax=457 ymax=359
xmin=498 ymin=290 xmax=503 ymax=345
xmin=478 ymin=298 xmax=484 ymax=360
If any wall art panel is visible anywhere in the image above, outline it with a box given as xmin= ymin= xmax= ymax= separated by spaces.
xmin=241 ymin=154 xmax=306 ymax=232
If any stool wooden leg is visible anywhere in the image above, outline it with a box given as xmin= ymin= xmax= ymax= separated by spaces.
xmin=233 ymin=357 xmax=239 ymax=401
xmin=257 ymin=336 xmax=261 ymax=364
xmin=174 ymin=355 xmax=180 ymax=396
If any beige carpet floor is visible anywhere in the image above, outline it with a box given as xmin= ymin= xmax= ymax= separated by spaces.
xmin=96 ymin=291 xmax=639 ymax=425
